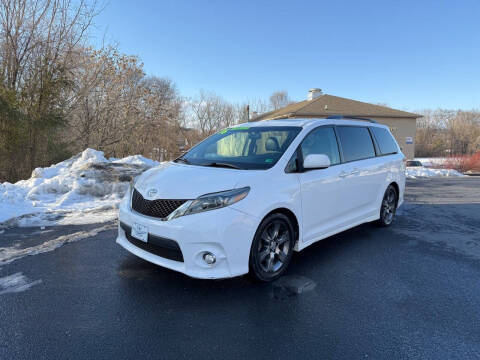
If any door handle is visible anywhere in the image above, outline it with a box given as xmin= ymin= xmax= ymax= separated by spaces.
xmin=339 ymin=171 xmax=348 ymax=178
xmin=350 ymin=169 xmax=360 ymax=175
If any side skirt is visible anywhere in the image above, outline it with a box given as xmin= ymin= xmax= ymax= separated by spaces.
xmin=295 ymin=214 xmax=379 ymax=252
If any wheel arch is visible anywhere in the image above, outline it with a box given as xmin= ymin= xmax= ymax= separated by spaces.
xmin=260 ymin=207 xmax=300 ymax=247
xmin=378 ymin=180 xmax=400 ymax=208
xmin=389 ymin=181 xmax=400 ymax=206
xmin=248 ymin=207 xmax=300 ymax=280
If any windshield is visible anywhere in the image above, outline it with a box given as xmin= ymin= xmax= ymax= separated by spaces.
xmin=176 ymin=126 xmax=302 ymax=170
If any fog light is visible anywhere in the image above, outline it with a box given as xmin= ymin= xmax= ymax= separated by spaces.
xmin=203 ymin=252 xmax=216 ymax=265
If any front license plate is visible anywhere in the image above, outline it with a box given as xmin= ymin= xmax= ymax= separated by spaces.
xmin=131 ymin=223 xmax=148 ymax=242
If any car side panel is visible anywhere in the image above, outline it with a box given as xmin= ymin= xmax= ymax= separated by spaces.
xmin=339 ymin=156 xmax=388 ymax=223
xmin=297 ymin=164 xmax=350 ymax=244
xmin=374 ymin=153 xmax=406 ymax=211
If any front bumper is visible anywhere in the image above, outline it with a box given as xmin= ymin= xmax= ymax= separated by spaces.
xmin=116 ymin=201 xmax=258 ymax=279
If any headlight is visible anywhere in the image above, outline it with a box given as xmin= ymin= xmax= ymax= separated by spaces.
xmin=124 ymin=176 xmax=138 ymax=207
xmin=166 ymin=187 xmax=250 ymax=220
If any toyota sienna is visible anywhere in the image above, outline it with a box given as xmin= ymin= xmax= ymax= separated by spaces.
xmin=117 ymin=118 xmax=405 ymax=281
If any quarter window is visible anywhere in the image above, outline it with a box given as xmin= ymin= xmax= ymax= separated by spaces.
xmin=285 ymin=150 xmax=299 ymax=173
xmin=300 ymin=127 xmax=340 ymax=165
xmin=371 ymin=127 xmax=398 ymax=155
xmin=336 ymin=126 xmax=375 ymax=162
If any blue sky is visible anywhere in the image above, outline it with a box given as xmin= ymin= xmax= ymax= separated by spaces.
xmin=92 ymin=0 xmax=480 ymax=111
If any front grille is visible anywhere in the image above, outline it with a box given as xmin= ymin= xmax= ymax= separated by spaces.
xmin=120 ymin=222 xmax=184 ymax=262
xmin=131 ymin=188 xmax=187 ymax=219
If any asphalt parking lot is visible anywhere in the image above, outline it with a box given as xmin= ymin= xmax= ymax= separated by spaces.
xmin=1 ymin=178 xmax=480 ymax=359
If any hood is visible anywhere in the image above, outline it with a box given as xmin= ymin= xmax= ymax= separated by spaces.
xmin=134 ymin=162 xmax=256 ymax=200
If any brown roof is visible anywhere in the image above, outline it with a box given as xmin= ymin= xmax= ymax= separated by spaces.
xmin=251 ymin=94 xmax=420 ymax=121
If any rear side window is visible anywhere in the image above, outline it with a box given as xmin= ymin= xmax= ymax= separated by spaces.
xmin=371 ymin=127 xmax=398 ymax=155
xmin=336 ymin=126 xmax=375 ymax=162
xmin=301 ymin=127 xmax=340 ymax=165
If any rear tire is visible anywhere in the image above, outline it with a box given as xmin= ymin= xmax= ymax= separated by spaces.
xmin=376 ymin=185 xmax=398 ymax=227
xmin=249 ymin=213 xmax=295 ymax=282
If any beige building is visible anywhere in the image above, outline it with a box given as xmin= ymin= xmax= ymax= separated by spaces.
xmin=251 ymin=89 xmax=420 ymax=159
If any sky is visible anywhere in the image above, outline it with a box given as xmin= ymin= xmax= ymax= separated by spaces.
xmin=91 ymin=0 xmax=480 ymax=111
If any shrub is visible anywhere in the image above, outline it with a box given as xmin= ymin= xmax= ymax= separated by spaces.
xmin=443 ymin=152 xmax=480 ymax=172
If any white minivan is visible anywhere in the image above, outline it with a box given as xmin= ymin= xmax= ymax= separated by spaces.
xmin=117 ymin=118 xmax=405 ymax=281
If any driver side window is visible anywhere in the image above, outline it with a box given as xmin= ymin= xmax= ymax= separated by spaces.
xmin=301 ymin=127 xmax=340 ymax=165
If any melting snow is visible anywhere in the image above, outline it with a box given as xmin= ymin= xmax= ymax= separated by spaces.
xmin=0 ymin=272 xmax=42 ymax=295
xmin=0 ymin=223 xmax=115 ymax=265
xmin=0 ymin=149 xmax=160 ymax=228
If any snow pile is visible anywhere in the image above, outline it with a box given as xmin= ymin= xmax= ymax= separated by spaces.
xmin=0 ymin=149 xmax=160 ymax=228
xmin=406 ymin=166 xmax=465 ymax=179
xmin=112 ymin=154 xmax=159 ymax=168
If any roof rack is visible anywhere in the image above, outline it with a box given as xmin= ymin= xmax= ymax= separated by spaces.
xmin=326 ymin=115 xmax=377 ymax=123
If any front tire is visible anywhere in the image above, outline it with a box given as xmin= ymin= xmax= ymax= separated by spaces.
xmin=249 ymin=213 xmax=295 ymax=282
xmin=376 ymin=185 xmax=398 ymax=227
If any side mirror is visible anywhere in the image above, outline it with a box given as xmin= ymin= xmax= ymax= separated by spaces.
xmin=303 ymin=154 xmax=330 ymax=170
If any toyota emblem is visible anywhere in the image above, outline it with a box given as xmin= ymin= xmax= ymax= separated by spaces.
xmin=147 ymin=188 xmax=158 ymax=198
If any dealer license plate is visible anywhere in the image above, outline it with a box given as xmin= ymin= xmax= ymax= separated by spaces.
xmin=131 ymin=223 xmax=148 ymax=242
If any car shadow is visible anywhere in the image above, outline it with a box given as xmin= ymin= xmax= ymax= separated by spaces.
xmin=115 ymin=221 xmax=381 ymax=300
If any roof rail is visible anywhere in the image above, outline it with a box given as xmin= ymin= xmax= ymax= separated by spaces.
xmin=326 ymin=115 xmax=377 ymax=123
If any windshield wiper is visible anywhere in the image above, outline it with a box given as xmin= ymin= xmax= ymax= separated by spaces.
xmin=174 ymin=157 xmax=192 ymax=165
xmin=201 ymin=162 xmax=241 ymax=170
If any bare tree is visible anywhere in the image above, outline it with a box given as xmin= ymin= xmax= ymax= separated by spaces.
xmin=188 ymin=90 xmax=237 ymax=137
xmin=0 ymin=0 xmax=100 ymax=91
xmin=131 ymin=76 xmax=183 ymax=160
xmin=67 ymin=47 xmax=143 ymax=152
xmin=0 ymin=0 xmax=101 ymax=180
xmin=269 ymin=90 xmax=291 ymax=110
xmin=415 ymin=109 xmax=480 ymax=157
xmin=242 ymin=97 xmax=269 ymax=119
xmin=66 ymin=47 xmax=184 ymax=159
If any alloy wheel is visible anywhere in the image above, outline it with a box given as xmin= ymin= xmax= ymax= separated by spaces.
xmin=257 ymin=220 xmax=291 ymax=273
xmin=381 ymin=187 xmax=397 ymax=225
